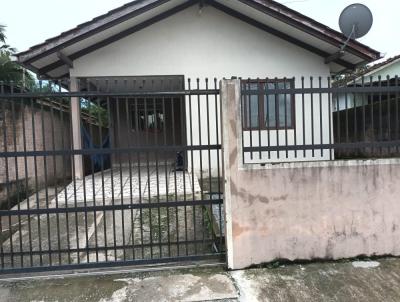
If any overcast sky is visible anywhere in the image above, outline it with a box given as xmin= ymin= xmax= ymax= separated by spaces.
xmin=1 ymin=0 xmax=398 ymax=60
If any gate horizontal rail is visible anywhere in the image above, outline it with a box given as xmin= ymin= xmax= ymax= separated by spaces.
xmin=0 ymin=90 xmax=220 ymax=99
xmin=0 ymin=199 xmax=223 ymax=216
xmin=1 ymin=240 xmax=222 ymax=257
xmin=0 ymin=145 xmax=221 ymax=158
xmin=0 ymin=254 xmax=225 ymax=275
xmin=243 ymin=140 xmax=400 ymax=152
xmin=242 ymin=86 xmax=400 ymax=95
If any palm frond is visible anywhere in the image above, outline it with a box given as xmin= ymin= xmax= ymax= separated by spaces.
xmin=0 ymin=24 xmax=36 ymax=89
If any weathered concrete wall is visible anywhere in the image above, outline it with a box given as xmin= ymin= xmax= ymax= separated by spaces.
xmin=222 ymin=79 xmax=400 ymax=270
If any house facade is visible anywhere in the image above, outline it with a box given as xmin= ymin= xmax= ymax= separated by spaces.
xmin=15 ymin=0 xmax=380 ymax=178
xmin=6 ymin=0 xmax=400 ymax=274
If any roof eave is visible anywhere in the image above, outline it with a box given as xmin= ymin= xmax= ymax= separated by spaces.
xmin=237 ymin=0 xmax=381 ymax=63
xmin=16 ymin=0 xmax=169 ymax=64
xmin=16 ymin=0 xmax=381 ymax=77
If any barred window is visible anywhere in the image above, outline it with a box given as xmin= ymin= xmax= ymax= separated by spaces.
xmin=243 ymin=79 xmax=295 ymax=130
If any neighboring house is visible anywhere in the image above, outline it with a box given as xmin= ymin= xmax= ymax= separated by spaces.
xmin=335 ymin=55 xmax=400 ymax=111
xmin=333 ymin=55 xmax=400 ymax=158
xmin=15 ymin=0 xmax=380 ymax=176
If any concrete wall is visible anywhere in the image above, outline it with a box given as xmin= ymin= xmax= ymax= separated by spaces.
xmin=222 ymin=79 xmax=400 ymax=270
xmin=69 ymin=4 xmax=331 ymax=175
xmin=0 ymin=101 xmax=72 ymax=208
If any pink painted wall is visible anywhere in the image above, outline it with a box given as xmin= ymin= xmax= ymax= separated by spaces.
xmin=222 ymin=79 xmax=400 ymax=269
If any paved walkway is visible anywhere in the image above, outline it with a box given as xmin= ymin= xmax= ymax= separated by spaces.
xmin=0 ymin=167 xmax=209 ymax=269
xmin=1 ymin=257 xmax=400 ymax=301
xmin=52 ymin=166 xmax=202 ymax=206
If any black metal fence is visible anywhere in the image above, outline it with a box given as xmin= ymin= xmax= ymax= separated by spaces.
xmin=241 ymin=76 xmax=400 ymax=164
xmin=0 ymin=77 xmax=224 ymax=274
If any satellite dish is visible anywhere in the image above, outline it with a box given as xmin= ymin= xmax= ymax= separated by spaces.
xmin=339 ymin=3 xmax=373 ymax=39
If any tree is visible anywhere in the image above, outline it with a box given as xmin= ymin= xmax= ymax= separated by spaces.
xmin=0 ymin=25 xmax=6 ymax=44
xmin=0 ymin=24 xmax=34 ymax=88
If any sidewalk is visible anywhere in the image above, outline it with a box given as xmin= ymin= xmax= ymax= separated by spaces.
xmin=1 ymin=257 xmax=400 ymax=302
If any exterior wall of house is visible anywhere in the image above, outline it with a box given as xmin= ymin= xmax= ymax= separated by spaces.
xmin=0 ymin=101 xmax=72 ymax=208
xmin=222 ymin=79 xmax=400 ymax=269
xmin=70 ymin=4 xmax=331 ymax=175
xmin=360 ymin=62 xmax=400 ymax=83
xmin=335 ymin=93 xmax=368 ymax=111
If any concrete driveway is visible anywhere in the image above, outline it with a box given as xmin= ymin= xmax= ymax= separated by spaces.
xmin=1 ymin=257 xmax=400 ymax=301
xmin=53 ymin=166 xmax=201 ymax=205
xmin=1 ymin=166 xmax=206 ymax=269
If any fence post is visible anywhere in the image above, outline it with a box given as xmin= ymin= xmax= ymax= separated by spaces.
xmin=221 ymin=79 xmax=241 ymax=269
xmin=70 ymin=77 xmax=84 ymax=179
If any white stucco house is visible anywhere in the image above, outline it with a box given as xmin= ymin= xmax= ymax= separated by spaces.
xmin=15 ymin=0 xmax=381 ymax=177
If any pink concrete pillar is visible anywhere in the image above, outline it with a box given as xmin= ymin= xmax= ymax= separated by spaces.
xmin=220 ymin=79 xmax=241 ymax=269
xmin=70 ymin=77 xmax=84 ymax=179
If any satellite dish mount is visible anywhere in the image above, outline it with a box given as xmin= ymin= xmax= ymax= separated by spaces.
xmin=325 ymin=3 xmax=373 ymax=65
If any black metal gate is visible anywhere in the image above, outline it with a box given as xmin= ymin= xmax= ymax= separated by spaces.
xmin=0 ymin=77 xmax=224 ymax=274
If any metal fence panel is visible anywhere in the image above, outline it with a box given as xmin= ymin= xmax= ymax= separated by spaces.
xmin=0 ymin=77 xmax=224 ymax=274
xmin=241 ymin=76 xmax=400 ymax=164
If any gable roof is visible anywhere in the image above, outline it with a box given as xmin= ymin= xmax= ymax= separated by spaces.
xmin=16 ymin=0 xmax=381 ymax=79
